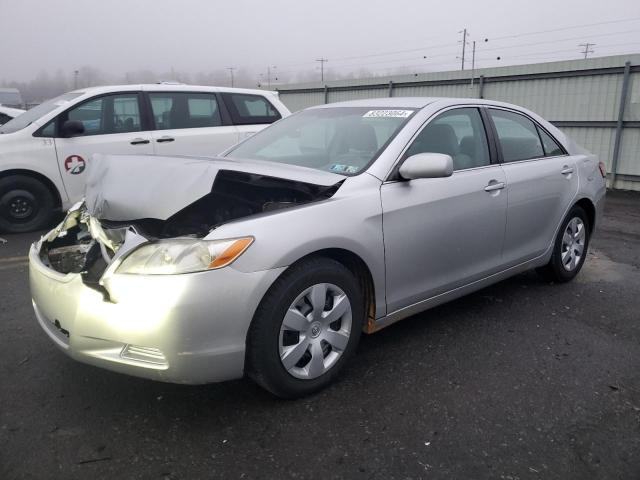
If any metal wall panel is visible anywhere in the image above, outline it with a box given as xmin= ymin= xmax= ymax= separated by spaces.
xmin=618 ymin=128 xmax=640 ymax=176
xmin=483 ymin=74 xmax=623 ymax=121
xmin=327 ymin=88 xmax=387 ymax=103
xmin=280 ymin=92 xmax=325 ymax=112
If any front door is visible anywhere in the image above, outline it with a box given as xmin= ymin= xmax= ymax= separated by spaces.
xmin=53 ymin=92 xmax=153 ymax=203
xmin=381 ymin=107 xmax=508 ymax=313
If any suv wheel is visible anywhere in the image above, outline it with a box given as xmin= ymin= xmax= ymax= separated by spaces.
xmin=0 ymin=175 xmax=56 ymax=233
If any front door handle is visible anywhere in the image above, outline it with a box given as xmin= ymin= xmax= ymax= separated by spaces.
xmin=484 ymin=181 xmax=506 ymax=192
xmin=561 ymin=165 xmax=574 ymax=175
xmin=156 ymin=136 xmax=175 ymax=143
xmin=130 ymin=138 xmax=150 ymax=145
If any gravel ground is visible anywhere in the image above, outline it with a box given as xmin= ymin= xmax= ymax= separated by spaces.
xmin=1 ymin=190 xmax=639 ymax=480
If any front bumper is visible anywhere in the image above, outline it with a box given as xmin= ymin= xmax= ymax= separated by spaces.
xmin=29 ymin=241 xmax=285 ymax=384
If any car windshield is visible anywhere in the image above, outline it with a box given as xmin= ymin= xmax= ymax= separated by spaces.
xmin=225 ymin=107 xmax=416 ymax=175
xmin=0 ymin=92 xmax=83 ymax=134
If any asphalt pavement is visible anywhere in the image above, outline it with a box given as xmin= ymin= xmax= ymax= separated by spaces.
xmin=1 ymin=190 xmax=639 ymax=479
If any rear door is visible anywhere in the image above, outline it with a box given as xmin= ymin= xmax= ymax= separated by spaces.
xmin=487 ymin=108 xmax=578 ymax=266
xmin=52 ymin=92 xmax=154 ymax=203
xmin=220 ymin=92 xmax=283 ymax=142
xmin=146 ymin=91 xmax=239 ymax=156
xmin=381 ymin=107 xmax=508 ymax=313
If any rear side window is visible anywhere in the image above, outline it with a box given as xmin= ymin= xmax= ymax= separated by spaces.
xmin=149 ymin=92 xmax=222 ymax=130
xmin=489 ymin=109 xmax=544 ymax=162
xmin=221 ymin=93 xmax=281 ymax=125
xmin=537 ymin=126 xmax=565 ymax=156
xmin=0 ymin=113 xmax=11 ymax=125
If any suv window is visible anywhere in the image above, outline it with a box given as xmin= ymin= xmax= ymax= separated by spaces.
xmin=406 ymin=107 xmax=490 ymax=171
xmin=62 ymin=94 xmax=142 ymax=136
xmin=149 ymin=92 xmax=221 ymax=130
xmin=0 ymin=113 xmax=11 ymax=125
xmin=221 ymin=93 xmax=281 ymax=125
xmin=489 ymin=109 xmax=544 ymax=162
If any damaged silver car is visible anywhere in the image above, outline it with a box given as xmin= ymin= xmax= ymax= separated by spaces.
xmin=29 ymin=98 xmax=606 ymax=398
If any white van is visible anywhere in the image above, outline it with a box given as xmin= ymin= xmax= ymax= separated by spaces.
xmin=0 ymin=84 xmax=290 ymax=232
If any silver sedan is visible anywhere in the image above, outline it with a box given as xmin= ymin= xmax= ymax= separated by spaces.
xmin=29 ymin=98 xmax=606 ymax=398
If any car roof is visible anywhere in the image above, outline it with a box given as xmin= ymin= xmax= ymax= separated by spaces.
xmin=66 ymin=84 xmax=278 ymax=97
xmin=310 ymin=97 xmax=525 ymax=111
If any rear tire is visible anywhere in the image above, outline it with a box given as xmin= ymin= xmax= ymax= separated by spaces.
xmin=246 ymin=257 xmax=364 ymax=399
xmin=0 ymin=175 xmax=56 ymax=233
xmin=536 ymin=205 xmax=590 ymax=283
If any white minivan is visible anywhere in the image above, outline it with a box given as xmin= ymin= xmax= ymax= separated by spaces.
xmin=0 ymin=84 xmax=290 ymax=232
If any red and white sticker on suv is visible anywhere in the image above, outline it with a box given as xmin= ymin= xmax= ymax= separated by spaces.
xmin=64 ymin=155 xmax=86 ymax=175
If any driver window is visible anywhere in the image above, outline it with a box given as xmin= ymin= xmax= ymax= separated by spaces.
xmin=63 ymin=94 xmax=141 ymax=136
xmin=406 ymin=107 xmax=490 ymax=171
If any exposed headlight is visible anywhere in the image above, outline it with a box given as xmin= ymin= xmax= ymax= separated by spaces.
xmin=115 ymin=237 xmax=253 ymax=275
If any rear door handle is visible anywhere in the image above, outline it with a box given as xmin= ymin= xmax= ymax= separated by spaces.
xmin=561 ymin=166 xmax=574 ymax=175
xmin=156 ymin=136 xmax=175 ymax=143
xmin=130 ymin=138 xmax=150 ymax=145
xmin=484 ymin=181 xmax=505 ymax=192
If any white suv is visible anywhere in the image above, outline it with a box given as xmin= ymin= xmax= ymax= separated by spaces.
xmin=0 ymin=84 xmax=290 ymax=232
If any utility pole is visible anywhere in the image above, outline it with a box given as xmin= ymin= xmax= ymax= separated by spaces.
xmin=226 ymin=67 xmax=236 ymax=87
xmin=470 ymin=41 xmax=476 ymax=86
xmin=579 ymin=43 xmax=595 ymax=59
xmin=316 ymin=58 xmax=328 ymax=82
xmin=73 ymin=70 xmax=79 ymax=89
xmin=459 ymin=29 xmax=469 ymax=70
xmin=266 ymin=65 xmax=277 ymax=88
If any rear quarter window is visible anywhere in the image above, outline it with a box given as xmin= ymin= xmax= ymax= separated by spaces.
xmin=221 ymin=93 xmax=281 ymax=125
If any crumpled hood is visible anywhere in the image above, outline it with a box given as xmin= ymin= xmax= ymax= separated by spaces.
xmin=85 ymin=154 xmax=345 ymax=221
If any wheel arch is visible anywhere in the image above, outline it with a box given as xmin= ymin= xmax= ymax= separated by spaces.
xmin=574 ymin=197 xmax=596 ymax=233
xmin=0 ymin=169 xmax=63 ymax=209
xmin=248 ymin=247 xmax=378 ymax=344
xmin=301 ymin=248 xmax=377 ymax=333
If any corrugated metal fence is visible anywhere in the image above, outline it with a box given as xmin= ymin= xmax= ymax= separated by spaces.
xmin=270 ymin=54 xmax=640 ymax=190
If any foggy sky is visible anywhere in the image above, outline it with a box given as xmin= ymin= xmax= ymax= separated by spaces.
xmin=1 ymin=0 xmax=640 ymax=84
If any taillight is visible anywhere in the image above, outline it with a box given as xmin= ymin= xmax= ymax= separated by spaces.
xmin=598 ymin=161 xmax=607 ymax=179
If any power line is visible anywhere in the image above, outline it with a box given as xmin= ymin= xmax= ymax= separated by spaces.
xmin=273 ymin=16 xmax=640 ymax=70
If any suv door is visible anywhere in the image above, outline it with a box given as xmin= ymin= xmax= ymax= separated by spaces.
xmin=147 ymin=91 xmax=238 ymax=156
xmin=220 ymin=92 xmax=282 ymax=142
xmin=381 ymin=107 xmax=508 ymax=313
xmin=52 ymin=92 xmax=153 ymax=202
xmin=487 ymin=108 xmax=578 ymax=266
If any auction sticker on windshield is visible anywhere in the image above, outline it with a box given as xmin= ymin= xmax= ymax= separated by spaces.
xmin=362 ymin=110 xmax=413 ymax=118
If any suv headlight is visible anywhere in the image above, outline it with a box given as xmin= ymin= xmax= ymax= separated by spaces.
xmin=116 ymin=237 xmax=253 ymax=275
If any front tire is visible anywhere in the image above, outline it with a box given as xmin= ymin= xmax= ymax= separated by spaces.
xmin=537 ymin=205 xmax=590 ymax=283
xmin=0 ymin=175 xmax=56 ymax=233
xmin=246 ymin=257 xmax=364 ymax=399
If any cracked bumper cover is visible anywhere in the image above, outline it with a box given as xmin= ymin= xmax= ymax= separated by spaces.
xmin=29 ymin=241 xmax=285 ymax=384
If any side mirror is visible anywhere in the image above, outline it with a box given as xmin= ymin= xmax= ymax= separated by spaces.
xmin=399 ymin=153 xmax=453 ymax=180
xmin=60 ymin=120 xmax=85 ymax=138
